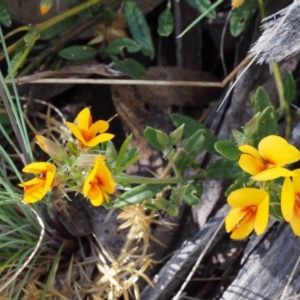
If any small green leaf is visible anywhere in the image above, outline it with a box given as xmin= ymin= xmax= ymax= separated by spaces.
xmin=284 ymin=71 xmax=296 ymax=105
xmin=206 ymin=159 xmax=243 ymax=179
xmin=113 ymin=57 xmax=146 ymax=79
xmin=154 ymin=198 xmax=179 ymax=216
xmin=0 ymin=0 xmax=11 ymax=27
xmin=113 ymin=184 xmax=165 ymax=207
xmin=157 ymin=8 xmax=174 ymax=36
xmin=171 ymin=113 xmax=219 ymax=155
xmin=116 ymin=134 xmax=132 ymax=169
xmin=105 ymin=141 xmax=118 ymax=163
xmin=230 ymin=0 xmax=256 ymax=37
xmin=169 ymin=124 xmax=184 ymax=146
xmin=144 ymin=127 xmax=167 ymax=152
xmin=252 ymin=106 xmax=278 ymax=148
xmin=225 ymin=174 xmax=251 ymax=196
xmin=40 ymin=16 xmax=77 ymax=40
xmin=124 ymin=0 xmax=155 ymax=59
xmin=252 ymin=87 xmax=272 ymax=114
xmin=105 ymin=38 xmax=141 ymax=55
xmin=214 ymin=141 xmax=241 ymax=160
xmin=118 ymin=148 xmax=140 ymax=172
xmin=184 ymin=0 xmax=216 ymax=18
xmin=269 ymin=189 xmax=283 ymax=221
xmin=103 ymin=7 xmax=115 ymax=25
xmin=170 ymin=185 xmax=188 ymax=205
xmin=176 ymin=129 xmax=205 ymax=173
xmin=183 ymin=181 xmax=202 ymax=205
xmin=144 ymin=202 xmax=160 ymax=210
xmin=59 ymin=46 xmax=97 ymax=61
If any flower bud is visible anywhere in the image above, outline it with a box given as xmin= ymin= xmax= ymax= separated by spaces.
xmin=36 ymin=135 xmax=67 ymax=162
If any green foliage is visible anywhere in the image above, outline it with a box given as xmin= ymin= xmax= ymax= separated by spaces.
xmin=230 ymin=0 xmax=256 ymax=37
xmin=0 ymin=0 xmax=11 ymax=27
xmin=103 ymin=7 xmax=115 ymax=25
xmin=154 ymin=198 xmax=179 ymax=216
xmin=112 ymin=57 xmax=147 ymax=79
xmin=269 ymin=189 xmax=283 ymax=221
xmin=105 ymin=38 xmax=141 ymax=55
xmin=157 ymin=8 xmax=175 ymax=36
xmin=184 ymin=0 xmax=216 ymax=18
xmin=284 ymin=72 xmax=296 ymax=105
xmin=225 ymin=174 xmax=251 ymax=196
xmin=252 ymin=87 xmax=272 ymax=114
xmin=59 ymin=45 xmax=97 ymax=61
xmin=144 ymin=127 xmax=166 ymax=152
xmin=252 ymin=106 xmax=278 ymax=147
xmin=113 ymin=184 xmax=165 ymax=208
xmin=214 ymin=141 xmax=241 ymax=160
xmin=206 ymin=159 xmax=244 ymax=179
xmin=171 ymin=113 xmax=219 ymax=155
xmin=176 ymin=129 xmax=205 ymax=173
xmin=183 ymin=181 xmax=202 ymax=205
xmin=124 ymin=0 xmax=155 ymax=59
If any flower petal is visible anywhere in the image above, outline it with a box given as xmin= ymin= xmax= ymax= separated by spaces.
xmin=88 ymin=185 xmax=104 ymax=206
xmin=88 ymin=120 xmax=109 ymax=139
xmin=19 ymin=177 xmax=44 ymax=187
xmin=225 ymin=207 xmax=245 ymax=233
xmin=66 ymin=122 xmax=86 ymax=145
xmin=23 ymin=180 xmax=46 ymax=203
xmin=239 ymin=145 xmax=261 ymax=160
xmin=86 ymin=133 xmax=115 ymax=148
xmin=76 ymin=108 xmax=90 ymax=131
xmin=83 ymin=160 xmax=98 ymax=197
xmin=95 ymin=157 xmax=115 ymax=194
xmin=238 ymin=154 xmax=265 ymax=176
xmin=281 ymin=177 xmax=295 ymax=222
xmin=227 ymin=188 xmax=268 ymax=207
xmin=254 ymin=196 xmax=269 ymax=235
xmin=230 ymin=212 xmax=255 ymax=239
xmin=22 ymin=162 xmax=55 ymax=174
xmin=289 ymin=206 xmax=300 ymax=236
xmin=258 ymin=135 xmax=300 ymax=166
xmin=292 ymin=169 xmax=300 ymax=194
xmin=252 ymin=167 xmax=297 ymax=181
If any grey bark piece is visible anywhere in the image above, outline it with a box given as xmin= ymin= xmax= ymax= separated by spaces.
xmin=140 ymin=205 xmax=229 ymax=300
xmin=221 ymin=223 xmax=300 ymax=300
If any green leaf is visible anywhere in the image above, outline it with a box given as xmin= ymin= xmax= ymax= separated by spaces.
xmin=105 ymin=140 xmax=118 ymax=163
xmin=59 ymin=45 xmax=97 ymax=61
xmin=113 ymin=57 xmax=146 ymax=79
xmin=124 ymin=0 xmax=155 ymax=59
xmin=252 ymin=106 xmax=278 ymax=148
xmin=170 ymin=185 xmax=188 ymax=205
xmin=171 ymin=113 xmax=219 ymax=155
xmin=184 ymin=0 xmax=216 ymax=18
xmin=269 ymin=189 xmax=283 ymax=221
xmin=206 ymin=159 xmax=244 ymax=179
xmin=215 ymin=141 xmax=241 ymax=160
xmin=252 ymin=87 xmax=272 ymax=114
xmin=116 ymin=134 xmax=132 ymax=169
xmin=176 ymin=129 xmax=205 ymax=173
xmin=183 ymin=181 xmax=202 ymax=205
xmin=105 ymin=38 xmax=141 ymax=55
xmin=40 ymin=16 xmax=78 ymax=40
xmin=284 ymin=71 xmax=296 ymax=105
xmin=118 ymin=148 xmax=140 ymax=172
xmin=157 ymin=8 xmax=174 ymax=36
xmin=0 ymin=0 xmax=11 ymax=27
xmin=144 ymin=126 xmax=166 ymax=152
xmin=230 ymin=0 xmax=256 ymax=37
xmin=103 ymin=7 xmax=115 ymax=25
xmin=154 ymin=198 xmax=179 ymax=216
xmin=225 ymin=174 xmax=251 ymax=196
xmin=113 ymin=184 xmax=165 ymax=207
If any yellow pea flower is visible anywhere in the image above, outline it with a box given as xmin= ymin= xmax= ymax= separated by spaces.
xmin=239 ymin=135 xmax=300 ymax=181
xmin=40 ymin=0 xmax=52 ymax=15
xmin=19 ymin=162 xmax=56 ymax=203
xmin=225 ymin=188 xmax=269 ymax=239
xmin=232 ymin=0 xmax=244 ymax=9
xmin=66 ymin=108 xmax=114 ymax=148
xmin=83 ymin=156 xmax=115 ymax=206
xmin=281 ymin=169 xmax=300 ymax=236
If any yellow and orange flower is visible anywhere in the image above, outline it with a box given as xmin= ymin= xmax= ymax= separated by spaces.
xmin=83 ymin=156 xmax=115 ymax=206
xmin=19 ymin=162 xmax=56 ymax=203
xmin=40 ymin=0 xmax=52 ymax=15
xmin=232 ymin=0 xmax=244 ymax=9
xmin=225 ymin=188 xmax=269 ymax=239
xmin=66 ymin=108 xmax=114 ymax=148
xmin=281 ymin=169 xmax=300 ymax=236
xmin=239 ymin=135 xmax=300 ymax=181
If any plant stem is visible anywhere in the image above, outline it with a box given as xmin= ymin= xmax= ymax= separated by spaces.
xmin=114 ymin=173 xmax=205 ymax=185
